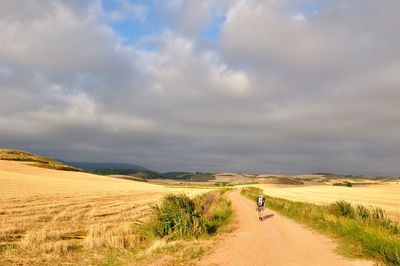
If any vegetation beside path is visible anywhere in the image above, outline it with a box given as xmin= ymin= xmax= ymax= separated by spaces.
xmin=106 ymin=189 xmax=234 ymax=265
xmin=241 ymin=187 xmax=400 ymax=266
xmin=141 ymin=189 xmax=233 ymax=240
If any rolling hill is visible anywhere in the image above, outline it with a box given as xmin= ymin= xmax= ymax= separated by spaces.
xmin=64 ymin=161 xmax=149 ymax=172
xmin=0 ymin=149 xmax=81 ymax=172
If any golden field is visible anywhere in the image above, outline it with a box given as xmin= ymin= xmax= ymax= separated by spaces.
xmin=256 ymin=183 xmax=400 ymax=219
xmin=0 ymin=160 xmax=210 ymax=265
xmin=2 ymin=157 xmax=399 ymax=265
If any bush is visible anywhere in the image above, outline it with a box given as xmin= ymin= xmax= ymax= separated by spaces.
xmin=328 ymin=201 xmax=355 ymax=218
xmin=144 ymin=191 xmax=233 ymax=240
xmin=332 ymin=182 xmax=352 ymax=187
xmin=150 ymin=194 xmax=207 ymax=240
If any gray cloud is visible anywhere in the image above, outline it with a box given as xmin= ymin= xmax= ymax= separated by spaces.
xmin=1 ymin=0 xmax=400 ymax=175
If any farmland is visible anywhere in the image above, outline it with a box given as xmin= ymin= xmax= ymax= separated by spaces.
xmin=1 ymin=157 xmax=400 ymax=265
xmin=255 ymin=183 xmax=400 ymax=219
xmin=0 ymin=160 xmax=210 ymax=265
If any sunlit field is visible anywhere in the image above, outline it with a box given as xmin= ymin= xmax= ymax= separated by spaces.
xmin=0 ymin=161 xmax=210 ymax=265
xmin=256 ymin=183 xmax=400 ymax=219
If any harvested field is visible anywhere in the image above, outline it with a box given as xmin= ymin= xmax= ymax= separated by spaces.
xmin=0 ymin=160 xmax=210 ymax=265
xmin=256 ymin=183 xmax=400 ymax=219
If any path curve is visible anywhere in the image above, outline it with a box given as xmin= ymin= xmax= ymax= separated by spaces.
xmin=197 ymin=191 xmax=373 ymax=266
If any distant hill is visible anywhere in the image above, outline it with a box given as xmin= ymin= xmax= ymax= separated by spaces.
xmin=65 ymin=162 xmax=216 ymax=181
xmin=64 ymin=162 xmax=149 ymax=173
xmin=0 ymin=149 xmax=81 ymax=172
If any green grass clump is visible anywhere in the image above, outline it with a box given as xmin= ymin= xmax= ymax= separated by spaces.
xmin=203 ymin=193 xmax=233 ymax=234
xmin=328 ymin=201 xmax=355 ymax=218
xmin=150 ymin=193 xmax=207 ymax=239
xmin=142 ymin=191 xmax=233 ymax=241
xmin=240 ymin=187 xmax=400 ymax=265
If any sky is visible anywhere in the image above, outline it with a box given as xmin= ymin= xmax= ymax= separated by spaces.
xmin=1 ymin=0 xmax=400 ymax=175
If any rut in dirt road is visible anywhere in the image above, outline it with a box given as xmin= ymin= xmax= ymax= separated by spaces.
xmin=197 ymin=191 xmax=373 ymax=266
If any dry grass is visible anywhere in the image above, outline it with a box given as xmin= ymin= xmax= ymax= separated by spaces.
xmin=255 ymin=183 xmax=400 ymax=219
xmin=0 ymin=160 xmax=210 ymax=265
xmin=0 ymin=149 xmax=81 ymax=171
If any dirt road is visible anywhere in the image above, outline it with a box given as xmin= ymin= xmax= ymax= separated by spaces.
xmin=198 ymin=191 xmax=373 ymax=266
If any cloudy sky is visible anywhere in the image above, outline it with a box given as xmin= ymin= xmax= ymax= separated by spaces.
xmin=1 ymin=0 xmax=399 ymax=175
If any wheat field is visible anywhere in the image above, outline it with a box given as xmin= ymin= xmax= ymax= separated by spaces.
xmin=0 ymin=160 xmax=210 ymax=265
xmin=256 ymin=183 xmax=400 ymax=219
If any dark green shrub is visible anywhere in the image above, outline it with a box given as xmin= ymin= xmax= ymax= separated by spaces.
xmin=332 ymin=182 xmax=352 ymax=187
xmin=146 ymin=191 xmax=233 ymax=240
xmin=150 ymin=193 xmax=207 ymax=239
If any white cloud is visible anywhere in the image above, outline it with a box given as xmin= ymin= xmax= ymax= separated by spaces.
xmin=291 ymin=13 xmax=305 ymax=21
xmin=1 ymin=0 xmax=400 ymax=175
xmin=66 ymin=93 xmax=96 ymax=116
xmin=209 ymin=63 xmax=250 ymax=96
xmin=0 ymin=4 xmax=121 ymax=70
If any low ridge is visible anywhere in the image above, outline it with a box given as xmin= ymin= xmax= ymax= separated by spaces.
xmin=0 ymin=149 xmax=82 ymax=172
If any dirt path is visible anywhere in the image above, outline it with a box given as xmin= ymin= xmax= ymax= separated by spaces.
xmin=197 ymin=191 xmax=373 ymax=266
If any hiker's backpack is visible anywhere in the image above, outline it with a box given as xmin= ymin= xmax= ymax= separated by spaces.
xmin=257 ymin=195 xmax=265 ymax=207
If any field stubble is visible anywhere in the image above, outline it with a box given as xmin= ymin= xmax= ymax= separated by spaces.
xmin=0 ymin=160 xmax=210 ymax=265
xmin=255 ymin=183 xmax=400 ymax=219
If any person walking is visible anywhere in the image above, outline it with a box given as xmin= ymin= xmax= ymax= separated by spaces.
xmin=257 ymin=195 xmax=266 ymax=220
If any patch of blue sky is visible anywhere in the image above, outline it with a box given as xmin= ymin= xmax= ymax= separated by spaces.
xmin=102 ymin=0 xmax=165 ymax=44
xmin=102 ymin=0 xmax=118 ymax=12
xmin=201 ymin=15 xmax=226 ymax=43
xmin=199 ymin=2 xmax=228 ymax=45
xmin=111 ymin=19 xmax=164 ymax=43
xmin=102 ymin=0 xmax=228 ymax=48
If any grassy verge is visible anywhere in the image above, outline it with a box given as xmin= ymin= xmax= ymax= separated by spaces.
xmin=241 ymin=187 xmax=400 ymax=265
xmin=102 ymin=190 xmax=234 ymax=265
xmin=140 ymin=190 xmax=233 ymax=240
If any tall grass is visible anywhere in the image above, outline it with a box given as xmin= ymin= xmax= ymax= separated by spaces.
xmin=150 ymin=193 xmax=207 ymax=239
xmin=241 ymin=187 xmax=400 ymax=265
xmin=141 ymin=191 xmax=233 ymax=240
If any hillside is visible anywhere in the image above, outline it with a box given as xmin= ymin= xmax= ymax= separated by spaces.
xmin=64 ymin=162 xmax=149 ymax=172
xmin=0 ymin=149 xmax=81 ymax=171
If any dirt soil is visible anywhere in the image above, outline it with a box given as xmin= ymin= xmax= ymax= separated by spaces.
xmin=197 ymin=191 xmax=373 ymax=266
